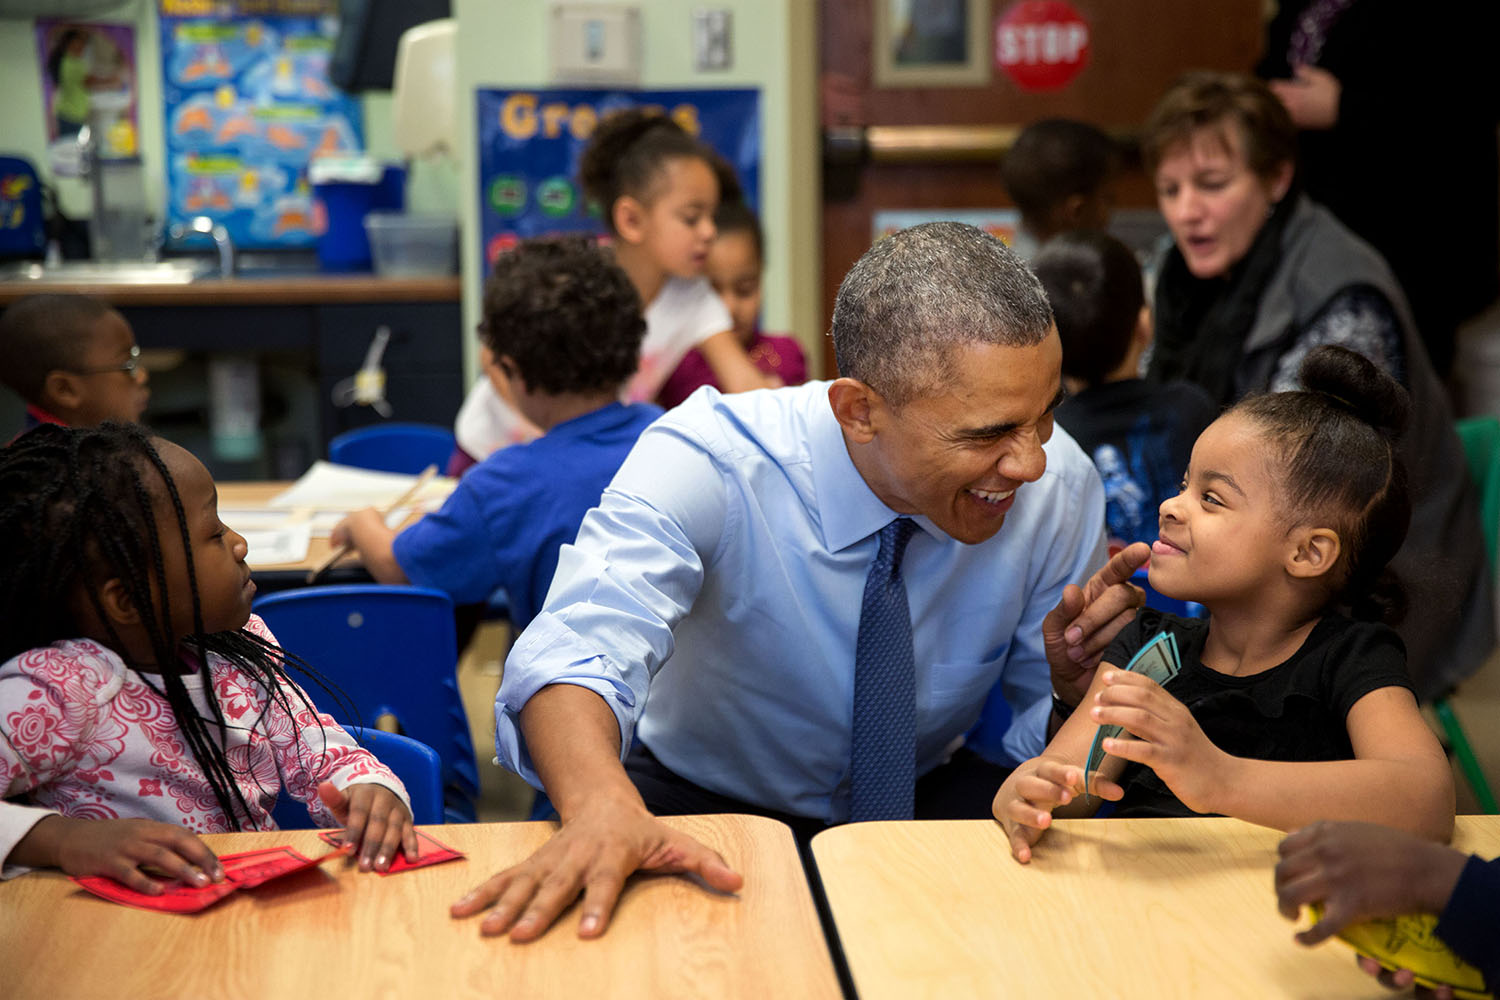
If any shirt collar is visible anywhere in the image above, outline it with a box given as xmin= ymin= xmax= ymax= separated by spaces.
xmin=25 ymin=404 xmax=66 ymax=428
xmin=549 ymin=400 xmax=628 ymax=435
xmin=808 ymin=388 xmax=920 ymax=553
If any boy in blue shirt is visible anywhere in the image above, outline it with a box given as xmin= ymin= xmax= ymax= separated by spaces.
xmin=332 ymin=236 xmax=661 ymax=629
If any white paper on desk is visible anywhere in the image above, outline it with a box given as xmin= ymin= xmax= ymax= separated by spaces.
xmin=269 ymin=461 xmax=453 ymax=511
xmin=242 ymin=524 xmax=313 ymax=567
xmin=307 ymin=507 xmax=418 ymax=538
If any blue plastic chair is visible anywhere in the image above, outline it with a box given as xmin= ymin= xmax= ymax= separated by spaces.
xmin=254 ymin=584 xmax=480 ymax=822
xmin=270 ymin=725 xmax=446 ymax=829
xmin=329 ymin=422 xmax=457 ymax=475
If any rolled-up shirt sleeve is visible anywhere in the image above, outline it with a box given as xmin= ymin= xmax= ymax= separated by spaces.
xmin=494 ymin=420 xmax=728 ymax=787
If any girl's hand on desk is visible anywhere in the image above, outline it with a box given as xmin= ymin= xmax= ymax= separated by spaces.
xmin=317 ymin=780 xmax=417 ymax=873
xmin=1090 ymin=670 xmax=1228 ymax=815
xmin=993 ymin=758 xmax=1120 ymax=864
xmin=19 ymin=814 xmax=223 ymax=893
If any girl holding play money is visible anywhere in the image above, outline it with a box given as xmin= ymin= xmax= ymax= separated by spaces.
xmin=993 ymin=345 xmax=1453 ymax=862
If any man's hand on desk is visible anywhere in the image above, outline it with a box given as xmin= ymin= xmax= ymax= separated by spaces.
xmin=1044 ymin=542 xmax=1148 ymax=708
xmin=449 ymin=793 xmax=743 ymax=940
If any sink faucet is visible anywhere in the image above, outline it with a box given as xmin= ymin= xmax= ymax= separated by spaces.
xmin=169 ymin=215 xmax=236 ymax=277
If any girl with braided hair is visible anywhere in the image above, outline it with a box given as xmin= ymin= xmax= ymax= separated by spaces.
xmin=0 ymin=423 xmax=414 ymax=893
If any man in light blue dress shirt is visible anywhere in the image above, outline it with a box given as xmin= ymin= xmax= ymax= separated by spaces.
xmin=453 ymin=222 xmax=1150 ymax=941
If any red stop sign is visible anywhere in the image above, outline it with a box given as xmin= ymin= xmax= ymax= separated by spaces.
xmin=995 ymin=0 xmax=1090 ymax=92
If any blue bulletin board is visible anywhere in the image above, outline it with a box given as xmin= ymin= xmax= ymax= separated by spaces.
xmin=475 ymin=87 xmax=760 ymax=269
xmin=158 ymin=0 xmax=362 ymax=249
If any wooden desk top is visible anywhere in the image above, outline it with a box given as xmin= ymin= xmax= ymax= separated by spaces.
xmin=218 ymin=480 xmax=447 ymax=575
xmin=0 ymin=274 xmax=460 ymax=307
xmin=811 ymin=815 xmax=1500 ymax=1000
xmin=218 ymin=480 xmax=346 ymax=575
xmin=0 ymin=815 xmax=840 ymax=1000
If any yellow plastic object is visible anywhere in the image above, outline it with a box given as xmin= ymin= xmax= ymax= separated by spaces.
xmin=1310 ymin=904 xmax=1491 ymax=999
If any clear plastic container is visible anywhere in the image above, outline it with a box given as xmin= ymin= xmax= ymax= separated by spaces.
xmin=363 ymin=212 xmax=457 ymax=276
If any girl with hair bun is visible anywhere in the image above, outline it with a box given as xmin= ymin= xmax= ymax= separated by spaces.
xmin=1142 ymin=70 xmax=1491 ymax=703
xmin=576 ymin=107 xmax=777 ymax=405
xmin=452 ymin=109 xmax=776 ymax=468
xmin=995 ymin=345 xmax=1454 ymax=862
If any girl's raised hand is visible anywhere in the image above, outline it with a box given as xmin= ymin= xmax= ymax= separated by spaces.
xmin=316 ymin=780 xmax=418 ymax=873
xmin=1090 ymin=670 xmax=1228 ymax=814
xmin=17 ymin=814 xmax=223 ymax=893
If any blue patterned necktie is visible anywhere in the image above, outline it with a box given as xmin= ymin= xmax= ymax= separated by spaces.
xmin=849 ymin=517 xmax=918 ymax=822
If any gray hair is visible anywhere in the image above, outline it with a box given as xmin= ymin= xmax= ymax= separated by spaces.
xmin=830 ymin=221 xmax=1053 ymax=406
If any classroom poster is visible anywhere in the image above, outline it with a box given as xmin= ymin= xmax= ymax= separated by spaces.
xmin=34 ymin=20 xmax=139 ymax=161
xmin=158 ymin=0 xmax=362 ymax=249
xmin=475 ymin=87 xmax=760 ymax=269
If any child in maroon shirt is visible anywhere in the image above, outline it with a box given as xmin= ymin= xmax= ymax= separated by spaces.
xmin=657 ymin=201 xmax=806 ymax=409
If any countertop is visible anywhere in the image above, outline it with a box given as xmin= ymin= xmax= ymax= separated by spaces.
xmin=0 ymin=273 xmax=461 ymax=306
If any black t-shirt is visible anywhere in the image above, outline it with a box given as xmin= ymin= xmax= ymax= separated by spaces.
xmin=1055 ymin=378 xmax=1219 ymax=548
xmin=1101 ymin=608 xmax=1413 ymax=818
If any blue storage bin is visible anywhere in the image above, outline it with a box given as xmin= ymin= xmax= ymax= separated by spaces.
xmin=311 ymin=159 xmax=405 ymax=272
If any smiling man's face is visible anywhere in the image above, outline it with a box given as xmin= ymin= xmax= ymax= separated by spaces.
xmin=857 ymin=329 xmax=1064 ymax=545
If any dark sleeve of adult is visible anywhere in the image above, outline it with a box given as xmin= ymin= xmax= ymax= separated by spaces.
xmin=1317 ymin=0 xmax=1448 ymax=138
xmin=1436 ymin=855 xmax=1500 ymax=988
xmin=1252 ymin=0 xmax=1297 ymax=79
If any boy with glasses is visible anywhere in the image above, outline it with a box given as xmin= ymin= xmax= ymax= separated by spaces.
xmin=0 ymin=294 xmax=149 ymax=434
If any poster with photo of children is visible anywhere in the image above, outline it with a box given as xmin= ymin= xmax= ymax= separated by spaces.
xmin=158 ymin=0 xmax=362 ymax=249
xmin=35 ymin=20 xmax=140 ymax=161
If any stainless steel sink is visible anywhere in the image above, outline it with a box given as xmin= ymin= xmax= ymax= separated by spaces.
xmin=0 ymin=260 xmax=214 ymax=284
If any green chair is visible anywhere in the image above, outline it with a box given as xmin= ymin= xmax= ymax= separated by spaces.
xmin=1440 ymin=416 xmax=1500 ymax=813
xmin=1457 ymin=416 xmax=1500 ymax=562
